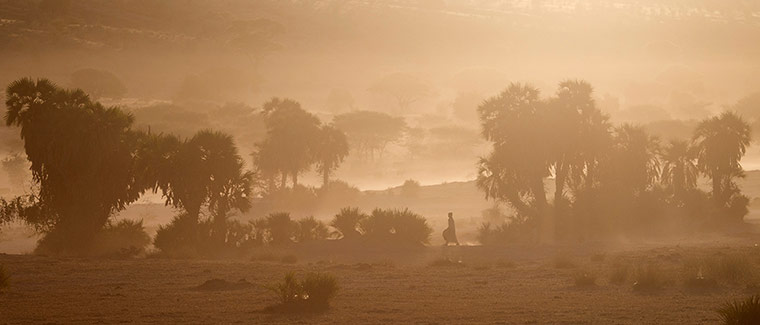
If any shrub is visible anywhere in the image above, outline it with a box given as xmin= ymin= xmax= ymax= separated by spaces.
xmin=295 ymin=217 xmax=328 ymax=243
xmin=266 ymin=272 xmax=339 ymax=313
xmin=330 ymin=207 xmax=366 ymax=240
xmin=391 ymin=208 xmax=432 ymax=245
xmin=477 ymin=215 xmax=535 ymax=246
xmin=399 ymin=179 xmax=421 ymax=198
xmin=263 ymin=213 xmax=296 ymax=246
xmin=0 ymin=264 xmax=9 ymax=291
xmin=154 ymin=213 xmax=208 ymax=257
xmin=360 ymin=209 xmax=395 ymax=240
xmin=92 ymin=219 xmax=151 ymax=257
xmin=360 ymin=208 xmax=432 ymax=245
xmin=301 ymin=272 xmax=339 ymax=308
xmin=718 ymin=295 xmax=760 ymax=325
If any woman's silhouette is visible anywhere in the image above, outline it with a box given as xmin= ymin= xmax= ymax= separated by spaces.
xmin=442 ymin=212 xmax=459 ymax=246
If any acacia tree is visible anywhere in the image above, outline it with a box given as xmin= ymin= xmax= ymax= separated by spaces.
xmin=693 ymin=111 xmax=752 ymax=221
xmin=256 ymin=98 xmax=321 ymax=188
xmin=3 ymin=78 xmax=144 ymax=253
xmin=333 ymin=110 xmax=406 ymax=159
xmin=314 ymin=124 xmax=349 ymax=188
xmin=368 ymin=73 xmax=431 ymax=111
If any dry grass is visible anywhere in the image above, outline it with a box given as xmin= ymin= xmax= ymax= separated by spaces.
xmin=717 ymin=295 xmax=760 ymax=325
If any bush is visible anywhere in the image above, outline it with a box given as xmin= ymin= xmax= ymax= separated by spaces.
xmin=360 ymin=209 xmax=395 ymax=240
xmin=718 ymin=295 xmax=760 ymax=325
xmin=0 ymin=264 xmax=9 ymax=292
xmin=399 ymin=179 xmax=421 ymax=198
xmin=263 ymin=213 xmax=296 ymax=246
xmin=154 ymin=213 xmax=208 ymax=257
xmin=360 ymin=208 xmax=432 ymax=245
xmin=92 ymin=219 xmax=151 ymax=257
xmin=477 ymin=215 xmax=535 ymax=246
xmin=330 ymin=207 xmax=366 ymax=240
xmin=295 ymin=217 xmax=328 ymax=243
xmin=391 ymin=208 xmax=432 ymax=245
xmin=266 ymin=272 xmax=339 ymax=313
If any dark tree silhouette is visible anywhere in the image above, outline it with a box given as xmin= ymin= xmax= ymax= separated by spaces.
xmin=476 ymin=83 xmax=552 ymax=241
xmin=256 ymin=98 xmax=321 ymax=188
xmin=4 ymin=78 xmax=143 ymax=253
xmin=660 ymin=140 xmax=698 ymax=206
xmin=314 ymin=124 xmax=349 ymax=188
xmin=693 ymin=111 xmax=752 ymax=221
xmin=333 ymin=110 xmax=405 ymax=159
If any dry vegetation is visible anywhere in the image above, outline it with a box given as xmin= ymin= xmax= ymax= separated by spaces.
xmin=3 ymin=240 xmax=760 ymax=323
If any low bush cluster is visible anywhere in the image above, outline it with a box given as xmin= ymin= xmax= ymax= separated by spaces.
xmin=718 ymin=295 xmax=760 ymax=325
xmin=266 ymin=272 xmax=339 ymax=313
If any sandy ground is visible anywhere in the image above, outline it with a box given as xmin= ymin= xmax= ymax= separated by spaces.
xmin=2 ymin=237 xmax=760 ymax=324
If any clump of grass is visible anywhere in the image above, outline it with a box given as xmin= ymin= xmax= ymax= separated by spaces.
xmin=265 ymin=272 xmax=339 ymax=313
xmin=280 ymin=255 xmax=298 ymax=264
xmin=609 ymin=263 xmax=630 ymax=285
xmin=0 ymin=264 xmax=9 ymax=292
xmin=429 ymin=258 xmax=465 ymax=267
xmin=573 ymin=271 xmax=597 ymax=287
xmin=717 ymin=295 xmax=760 ymax=324
xmin=553 ymin=255 xmax=576 ymax=269
xmin=633 ymin=263 xmax=665 ymax=292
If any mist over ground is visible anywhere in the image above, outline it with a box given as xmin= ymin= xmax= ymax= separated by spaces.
xmin=2 ymin=1 xmax=760 ymax=323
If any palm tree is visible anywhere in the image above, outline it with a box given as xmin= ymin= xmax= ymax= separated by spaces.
xmin=477 ymin=83 xmax=552 ymax=242
xmin=608 ymin=124 xmax=661 ymax=195
xmin=314 ymin=124 xmax=349 ymax=188
xmin=693 ymin=111 xmax=752 ymax=210
xmin=660 ymin=140 xmax=698 ymax=205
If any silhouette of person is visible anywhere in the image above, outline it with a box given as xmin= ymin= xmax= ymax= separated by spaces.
xmin=442 ymin=212 xmax=459 ymax=246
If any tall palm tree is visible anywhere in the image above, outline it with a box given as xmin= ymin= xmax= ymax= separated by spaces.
xmin=314 ymin=124 xmax=349 ymax=188
xmin=477 ymin=83 xmax=552 ymax=242
xmin=660 ymin=140 xmax=698 ymax=205
xmin=693 ymin=111 xmax=752 ymax=209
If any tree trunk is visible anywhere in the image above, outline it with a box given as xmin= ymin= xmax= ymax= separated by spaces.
xmin=292 ymin=172 xmax=298 ymax=188
xmin=322 ymin=169 xmax=330 ymax=188
xmin=531 ymin=177 xmax=552 ymax=244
